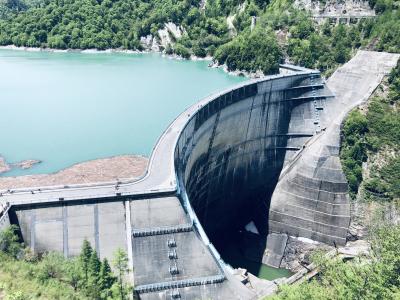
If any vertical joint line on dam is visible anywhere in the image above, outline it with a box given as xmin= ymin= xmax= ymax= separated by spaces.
xmin=94 ymin=203 xmax=100 ymax=255
xmin=30 ymin=210 xmax=36 ymax=252
xmin=125 ymin=200 xmax=134 ymax=283
xmin=62 ymin=204 xmax=69 ymax=257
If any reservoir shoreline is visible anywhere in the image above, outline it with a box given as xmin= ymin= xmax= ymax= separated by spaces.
xmin=0 ymin=155 xmax=148 ymax=190
xmin=0 ymin=45 xmax=262 ymax=78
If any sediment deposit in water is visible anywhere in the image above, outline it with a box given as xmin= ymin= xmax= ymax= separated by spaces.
xmin=0 ymin=155 xmax=148 ymax=190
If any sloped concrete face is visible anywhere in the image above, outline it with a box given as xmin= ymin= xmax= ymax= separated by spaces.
xmin=11 ymin=201 xmax=127 ymax=259
xmin=130 ymin=197 xmax=220 ymax=286
xmin=174 ymin=72 xmax=339 ymax=249
xmin=269 ymin=51 xmax=400 ymax=246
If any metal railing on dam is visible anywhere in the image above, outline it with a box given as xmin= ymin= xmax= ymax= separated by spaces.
xmin=132 ymin=223 xmax=193 ymax=237
xmin=135 ymin=274 xmax=226 ymax=294
xmin=2 ymin=52 xmax=399 ymax=299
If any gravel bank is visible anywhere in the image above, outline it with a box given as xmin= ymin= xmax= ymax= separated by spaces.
xmin=0 ymin=155 xmax=148 ymax=190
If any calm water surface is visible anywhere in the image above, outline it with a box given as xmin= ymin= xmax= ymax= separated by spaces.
xmin=0 ymin=49 xmax=245 ymax=176
xmin=223 ymin=242 xmax=293 ymax=281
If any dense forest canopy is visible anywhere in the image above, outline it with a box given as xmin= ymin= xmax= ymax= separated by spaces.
xmin=0 ymin=0 xmax=399 ymax=74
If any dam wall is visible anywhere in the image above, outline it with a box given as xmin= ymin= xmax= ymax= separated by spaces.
xmin=173 ymin=71 xmax=347 ymax=249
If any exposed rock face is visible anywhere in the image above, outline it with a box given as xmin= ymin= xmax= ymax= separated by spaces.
xmin=280 ymin=236 xmax=332 ymax=272
xmin=140 ymin=34 xmax=159 ymax=51
xmin=227 ymin=15 xmax=237 ymax=36
xmin=295 ymin=0 xmax=375 ymax=17
xmin=140 ymin=22 xmax=184 ymax=51
xmin=0 ymin=155 xmax=148 ymax=190
xmin=200 ymin=0 xmax=207 ymax=10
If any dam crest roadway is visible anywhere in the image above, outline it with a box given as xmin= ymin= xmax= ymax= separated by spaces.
xmin=0 ymin=50 xmax=399 ymax=299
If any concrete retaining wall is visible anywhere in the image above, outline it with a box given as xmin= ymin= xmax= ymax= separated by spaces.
xmin=12 ymin=201 xmax=126 ymax=258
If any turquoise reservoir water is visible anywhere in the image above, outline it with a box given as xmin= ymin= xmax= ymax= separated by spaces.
xmin=0 ymin=50 xmax=245 ymax=176
xmin=223 ymin=245 xmax=293 ymax=280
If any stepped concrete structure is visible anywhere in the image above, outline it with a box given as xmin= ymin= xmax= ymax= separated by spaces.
xmin=0 ymin=50 xmax=398 ymax=299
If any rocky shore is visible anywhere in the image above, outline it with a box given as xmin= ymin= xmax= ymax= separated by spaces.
xmin=0 ymin=155 xmax=148 ymax=190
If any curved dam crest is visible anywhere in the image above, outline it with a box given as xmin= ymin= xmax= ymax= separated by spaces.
xmin=1 ymin=50 xmax=399 ymax=299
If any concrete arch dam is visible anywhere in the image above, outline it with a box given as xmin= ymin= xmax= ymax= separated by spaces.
xmin=1 ymin=51 xmax=398 ymax=299
xmin=174 ymin=70 xmax=350 ymax=248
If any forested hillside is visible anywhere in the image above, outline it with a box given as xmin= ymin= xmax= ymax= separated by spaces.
xmin=0 ymin=0 xmax=399 ymax=74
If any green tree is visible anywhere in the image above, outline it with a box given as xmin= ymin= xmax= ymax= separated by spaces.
xmin=65 ymin=257 xmax=82 ymax=291
xmin=88 ymin=250 xmax=101 ymax=281
xmin=214 ymin=27 xmax=281 ymax=74
xmin=0 ymin=225 xmax=22 ymax=258
xmin=87 ymin=250 xmax=102 ymax=298
xmin=99 ymin=258 xmax=115 ymax=291
xmin=112 ymin=248 xmax=129 ymax=300
xmin=37 ymin=252 xmax=66 ymax=282
xmin=80 ymin=239 xmax=93 ymax=285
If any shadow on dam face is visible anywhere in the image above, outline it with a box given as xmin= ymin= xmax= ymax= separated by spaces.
xmin=174 ymin=73 xmax=322 ymax=272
